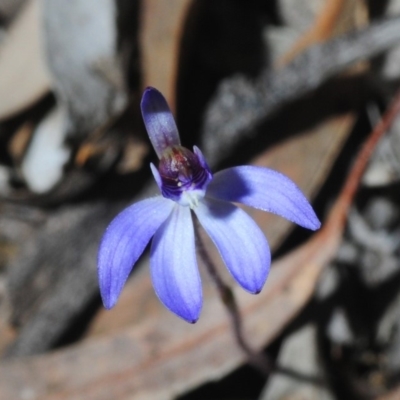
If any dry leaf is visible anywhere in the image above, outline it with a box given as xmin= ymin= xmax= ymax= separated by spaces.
xmin=376 ymin=385 xmax=400 ymax=400
xmin=0 ymin=0 xmax=51 ymax=121
xmin=140 ymin=0 xmax=191 ymax=109
xmin=8 ymin=122 xmax=33 ymax=163
xmin=276 ymin=0 xmax=368 ymax=66
xmin=21 ymin=107 xmax=70 ymax=193
xmin=43 ymin=0 xmax=127 ymax=139
xmin=0 ymin=0 xmax=26 ymax=20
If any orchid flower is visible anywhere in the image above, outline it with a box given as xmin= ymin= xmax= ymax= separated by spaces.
xmin=98 ymin=87 xmax=321 ymax=323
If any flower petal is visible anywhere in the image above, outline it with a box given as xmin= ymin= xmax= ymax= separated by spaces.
xmin=98 ymin=196 xmax=174 ymax=309
xmin=193 ymin=145 xmax=211 ymax=172
xmin=195 ymin=198 xmax=271 ymax=294
xmin=207 ymin=166 xmax=321 ymax=230
xmin=140 ymin=87 xmax=180 ymax=158
xmin=150 ymin=205 xmax=202 ymax=323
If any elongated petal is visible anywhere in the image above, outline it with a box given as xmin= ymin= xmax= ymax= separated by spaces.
xmin=141 ymin=87 xmax=180 ymax=158
xmin=207 ymin=166 xmax=321 ymax=230
xmin=151 ymin=205 xmax=202 ymax=323
xmin=98 ymin=196 xmax=174 ymax=309
xmin=195 ymin=198 xmax=271 ymax=294
xmin=193 ymin=145 xmax=211 ymax=172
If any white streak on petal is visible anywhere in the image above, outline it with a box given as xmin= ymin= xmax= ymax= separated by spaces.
xmin=150 ymin=162 xmax=162 ymax=192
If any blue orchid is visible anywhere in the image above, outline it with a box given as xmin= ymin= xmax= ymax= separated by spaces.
xmin=98 ymin=87 xmax=321 ymax=323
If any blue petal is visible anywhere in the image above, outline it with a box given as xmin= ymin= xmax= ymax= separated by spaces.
xmin=141 ymin=87 xmax=180 ymax=158
xmin=98 ymin=196 xmax=174 ymax=309
xmin=207 ymin=166 xmax=321 ymax=230
xmin=150 ymin=205 xmax=202 ymax=323
xmin=193 ymin=145 xmax=211 ymax=172
xmin=194 ymin=198 xmax=271 ymax=294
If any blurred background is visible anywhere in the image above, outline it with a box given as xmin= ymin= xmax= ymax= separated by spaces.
xmin=0 ymin=0 xmax=400 ymax=399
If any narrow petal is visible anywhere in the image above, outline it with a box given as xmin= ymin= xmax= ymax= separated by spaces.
xmin=151 ymin=205 xmax=202 ymax=323
xmin=193 ymin=145 xmax=211 ymax=172
xmin=207 ymin=166 xmax=321 ymax=230
xmin=98 ymin=197 xmax=174 ymax=309
xmin=195 ymin=198 xmax=271 ymax=294
xmin=141 ymin=87 xmax=180 ymax=158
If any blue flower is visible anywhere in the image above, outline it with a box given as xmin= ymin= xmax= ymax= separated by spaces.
xmin=98 ymin=87 xmax=321 ymax=323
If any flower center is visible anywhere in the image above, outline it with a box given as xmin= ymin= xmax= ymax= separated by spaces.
xmin=158 ymin=146 xmax=212 ymax=207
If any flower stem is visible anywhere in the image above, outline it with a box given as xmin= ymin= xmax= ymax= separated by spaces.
xmin=194 ymin=219 xmax=329 ymax=386
xmin=193 ymin=219 xmax=271 ymax=376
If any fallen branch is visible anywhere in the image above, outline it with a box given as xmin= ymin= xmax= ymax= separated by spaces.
xmin=203 ymin=16 xmax=400 ymax=163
